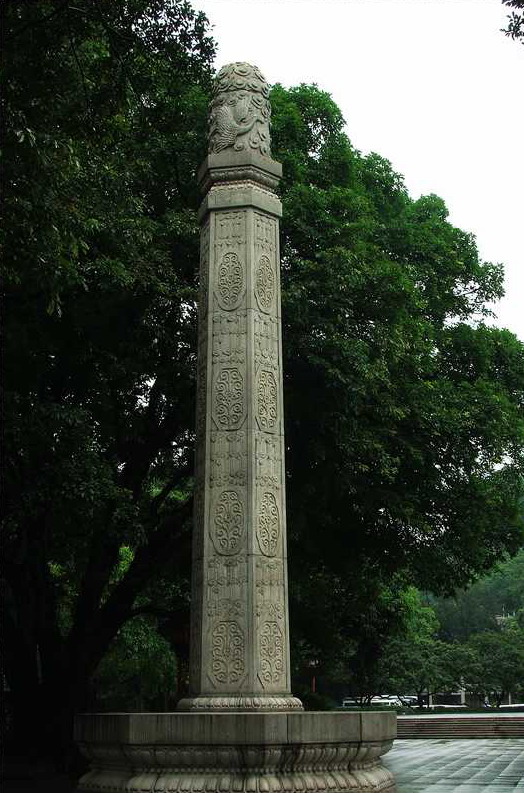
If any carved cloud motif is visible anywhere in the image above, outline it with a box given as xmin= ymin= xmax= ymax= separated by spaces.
xmin=209 ymin=63 xmax=271 ymax=157
xmin=211 ymin=620 xmax=245 ymax=685
xmin=257 ymin=492 xmax=280 ymax=557
xmin=211 ymin=490 xmax=245 ymax=556
xmin=255 ymin=255 xmax=275 ymax=312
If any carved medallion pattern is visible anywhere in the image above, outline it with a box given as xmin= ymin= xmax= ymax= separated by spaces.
xmin=256 ymin=370 xmax=278 ymax=431
xmin=214 ymin=368 xmax=244 ymax=429
xmin=259 ymin=621 xmax=284 ymax=685
xmin=257 ymin=492 xmax=280 ymax=557
xmin=212 ymin=491 xmax=244 ymax=555
xmin=216 ymin=252 xmax=244 ymax=310
xmin=211 ymin=620 xmax=245 ymax=684
xmin=255 ymin=255 xmax=275 ymax=312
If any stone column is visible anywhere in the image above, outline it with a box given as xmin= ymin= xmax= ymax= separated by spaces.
xmin=74 ymin=62 xmax=397 ymax=793
xmin=179 ymin=63 xmax=301 ymax=711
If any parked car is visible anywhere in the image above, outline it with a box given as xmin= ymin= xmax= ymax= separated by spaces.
xmin=398 ymin=695 xmax=419 ymax=706
xmin=370 ymin=696 xmax=402 ymax=707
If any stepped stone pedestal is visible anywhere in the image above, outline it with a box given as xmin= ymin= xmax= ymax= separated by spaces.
xmin=75 ymin=711 xmax=396 ymax=793
xmin=75 ymin=63 xmax=396 ymax=793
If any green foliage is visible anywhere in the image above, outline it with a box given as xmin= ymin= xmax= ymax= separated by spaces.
xmin=433 ymin=549 xmax=524 ymax=640
xmin=2 ymin=0 xmax=214 ymax=762
xmin=92 ymin=615 xmax=178 ymax=709
xmin=373 ymin=589 xmax=472 ymax=700
xmin=465 ymin=627 xmax=524 ymax=706
xmin=270 ymin=82 xmax=524 ymax=671
xmin=502 ymin=0 xmax=524 ymax=42
xmin=3 ymin=8 xmax=524 ymax=765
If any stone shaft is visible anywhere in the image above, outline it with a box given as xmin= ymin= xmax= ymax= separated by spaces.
xmin=181 ymin=155 xmax=299 ymax=711
xmin=179 ymin=64 xmax=300 ymax=711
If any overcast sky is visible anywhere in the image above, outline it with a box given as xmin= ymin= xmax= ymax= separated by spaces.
xmin=191 ymin=0 xmax=523 ymax=341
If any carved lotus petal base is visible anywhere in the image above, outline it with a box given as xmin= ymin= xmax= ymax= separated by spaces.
xmin=75 ymin=711 xmax=397 ymax=793
xmin=177 ymin=694 xmax=304 ymax=710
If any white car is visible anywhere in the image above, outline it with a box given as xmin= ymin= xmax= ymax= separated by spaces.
xmin=370 ymin=696 xmax=402 ymax=707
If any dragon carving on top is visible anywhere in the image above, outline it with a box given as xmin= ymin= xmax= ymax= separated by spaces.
xmin=208 ymin=63 xmax=271 ymax=157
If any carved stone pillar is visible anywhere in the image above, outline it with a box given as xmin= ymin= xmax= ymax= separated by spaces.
xmin=74 ymin=63 xmax=397 ymax=793
xmin=179 ymin=63 xmax=301 ymax=711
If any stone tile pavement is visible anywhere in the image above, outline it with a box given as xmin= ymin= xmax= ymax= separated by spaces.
xmin=383 ymin=739 xmax=524 ymax=793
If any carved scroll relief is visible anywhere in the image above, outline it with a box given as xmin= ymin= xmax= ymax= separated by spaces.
xmin=255 ymin=558 xmax=286 ymax=690
xmin=216 ymin=211 xmax=245 ymax=249
xmin=199 ymin=219 xmax=210 ymax=317
xmin=211 ymin=620 xmax=246 ymax=685
xmin=254 ymin=311 xmax=279 ymax=370
xmin=189 ymin=558 xmax=204 ymax=691
xmin=215 ymin=251 xmax=244 ymax=311
xmin=259 ymin=622 xmax=284 ymax=686
xmin=213 ymin=211 xmax=246 ymax=312
xmin=212 ymin=311 xmax=247 ymax=367
xmin=254 ymin=214 xmax=277 ymax=315
xmin=210 ymin=431 xmax=247 ymax=488
xmin=208 ymin=555 xmax=248 ymax=598
xmin=256 ymin=369 xmax=278 ymax=432
xmin=213 ymin=367 xmax=246 ymax=430
xmin=256 ymin=492 xmax=280 ymax=557
xmin=255 ymin=433 xmax=282 ymax=489
xmin=255 ymin=213 xmax=276 ymax=252
xmin=207 ymin=554 xmax=248 ymax=689
xmin=255 ymin=255 xmax=275 ymax=313
xmin=210 ymin=489 xmax=245 ymax=556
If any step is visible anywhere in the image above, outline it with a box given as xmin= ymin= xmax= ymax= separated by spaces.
xmin=397 ymin=716 xmax=524 ymax=738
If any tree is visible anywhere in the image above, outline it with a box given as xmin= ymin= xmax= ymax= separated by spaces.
xmin=92 ymin=614 xmax=178 ymax=711
xmin=465 ymin=628 xmax=524 ymax=706
xmin=433 ymin=548 xmax=524 ymax=641
xmin=3 ymin=17 xmax=524 ymax=771
xmin=271 ymin=83 xmax=524 ymax=669
xmin=2 ymin=0 xmax=214 ymax=768
xmin=502 ymin=0 xmax=524 ymax=43
xmin=372 ymin=589 xmax=473 ymax=705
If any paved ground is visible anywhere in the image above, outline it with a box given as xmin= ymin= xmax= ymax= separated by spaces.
xmin=398 ymin=713 xmax=524 ymax=719
xmin=384 ymin=739 xmax=524 ymax=793
xmin=4 ymin=738 xmax=524 ymax=792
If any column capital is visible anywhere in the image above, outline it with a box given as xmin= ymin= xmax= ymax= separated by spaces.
xmin=198 ymin=151 xmax=282 ymax=193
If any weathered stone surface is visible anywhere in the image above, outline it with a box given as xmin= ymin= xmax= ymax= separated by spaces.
xmin=208 ymin=63 xmax=272 ymax=157
xmin=183 ymin=63 xmax=299 ymax=712
xmin=75 ymin=711 xmax=397 ymax=793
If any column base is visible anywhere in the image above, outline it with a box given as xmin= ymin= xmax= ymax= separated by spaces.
xmin=177 ymin=694 xmax=304 ymax=711
xmin=75 ymin=711 xmax=396 ymax=793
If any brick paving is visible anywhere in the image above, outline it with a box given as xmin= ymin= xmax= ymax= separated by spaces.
xmin=384 ymin=739 xmax=524 ymax=793
xmin=3 ymin=738 xmax=524 ymax=792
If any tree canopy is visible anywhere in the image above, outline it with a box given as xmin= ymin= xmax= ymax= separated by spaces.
xmin=502 ymin=0 xmax=524 ymax=42
xmin=272 ymin=83 xmax=524 ymax=671
xmin=2 ymin=0 xmax=524 ymax=770
xmin=3 ymin=0 xmax=214 ymax=766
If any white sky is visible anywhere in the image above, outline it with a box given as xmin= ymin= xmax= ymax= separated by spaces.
xmin=191 ymin=0 xmax=523 ymax=341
